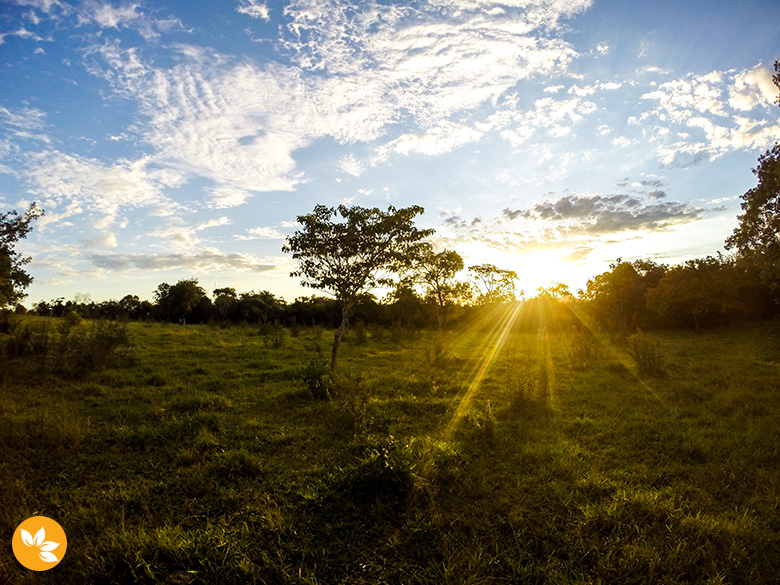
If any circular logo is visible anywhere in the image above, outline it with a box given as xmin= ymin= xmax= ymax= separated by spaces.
xmin=12 ymin=516 xmax=67 ymax=571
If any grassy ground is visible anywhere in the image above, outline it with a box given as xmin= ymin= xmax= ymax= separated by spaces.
xmin=1 ymin=307 xmax=779 ymax=584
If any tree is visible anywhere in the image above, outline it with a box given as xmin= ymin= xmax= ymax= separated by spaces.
xmin=0 ymin=203 xmax=43 ymax=308
xmin=234 ymin=290 xmax=285 ymax=324
xmin=469 ymin=263 xmax=519 ymax=304
xmin=583 ymin=259 xmax=666 ymax=331
xmin=282 ymin=204 xmax=433 ymax=370
xmin=418 ymin=247 xmax=469 ymax=328
xmin=725 ymin=144 xmax=780 ymax=290
xmin=213 ymin=287 xmax=237 ymax=321
xmin=646 ymin=256 xmax=744 ymax=330
xmin=154 ymin=278 xmax=209 ymax=324
xmin=536 ymin=282 xmax=573 ymax=300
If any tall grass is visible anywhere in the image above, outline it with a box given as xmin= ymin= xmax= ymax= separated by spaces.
xmin=1 ymin=317 xmax=778 ymax=584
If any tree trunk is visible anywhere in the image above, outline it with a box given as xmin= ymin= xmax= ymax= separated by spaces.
xmin=331 ymin=299 xmax=353 ymax=371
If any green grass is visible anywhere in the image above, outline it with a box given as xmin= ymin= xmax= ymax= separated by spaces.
xmin=1 ymin=313 xmax=779 ymax=584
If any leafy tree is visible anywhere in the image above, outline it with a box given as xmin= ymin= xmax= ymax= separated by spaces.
xmin=536 ymin=282 xmax=573 ymax=300
xmin=646 ymin=256 xmax=743 ymax=330
xmin=583 ymin=259 xmax=666 ymax=332
xmin=0 ymin=203 xmax=43 ymax=309
xmin=282 ymin=204 xmax=433 ymax=369
xmin=725 ymin=144 xmax=780 ymax=290
xmin=154 ymin=278 xmax=209 ymax=324
xmin=469 ymin=263 xmax=519 ymax=304
xmin=418 ymin=247 xmax=469 ymax=328
xmin=385 ymin=279 xmax=426 ymax=328
xmin=213 ymin=287 xmax=237 ymax=321
xmin=234 ymin=290 xmax=285 ymax=324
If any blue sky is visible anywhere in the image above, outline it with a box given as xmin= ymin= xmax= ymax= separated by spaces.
xmin=1 ymin=0 xmax=779 ymax=304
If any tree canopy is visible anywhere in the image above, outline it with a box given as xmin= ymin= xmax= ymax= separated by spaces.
xmin=469 ymin=263 xmax=519 ymax=305
xmin=0 ymin=203 xmax=43 ymax=309
xmin=282 ymin=203 xmax=434 ymax=369
xmin=725 ymin=144 xmax=780 ymax=288
xmin=418 ymin=247 xmax=469 ymax=327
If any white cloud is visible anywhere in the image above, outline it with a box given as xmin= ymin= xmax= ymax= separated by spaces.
xmin=0 ymin=105 xmax=50 ymax=143
xmin=237 ymin=0 xmax=269 ymax=20
xmin=639 ymin=65 xmax=780 ymax=164
xmin=282 ymin=0 xmax=587 ymax=125
xmin=207 ymin=186 xmax=253 ymax=209
xmin=151 ymin=223 xmax=198 ymax=249
xmin=196 ymin=217 xmax=230 ymax=230
xmin=86 ymin=232 xmax=118 ymax=248
xmin=373 ymin=122 xmax=484 ymax=162
xmin=337 ymin=154 xmax=364 ymax=176
xmin=79 ymin=1 xmax=184 ymax=42
xmin=490 ymin=95 xmax=597 ymax=147
xmin=729 ymin=63 xmax=778 ymax=111
xmin=23 ymin=150 xmax=173 ymax=228
xmin=236 ymin=226 xmax=285 ymax=240
xmin=76 ymin=0 xmax=598 ymax=205
xmin=89 ymin=248 xmax=277 ymax=273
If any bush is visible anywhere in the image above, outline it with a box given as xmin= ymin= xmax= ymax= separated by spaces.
xmin=302 ymin=351 xmax=332 ymax=400
xmin=262 ymin=324 xmax=286 ymax=349
xmin=569 ymin=327 xmax=600 ymax=369
xmin=628 ymin=332 xmax=667 ymax=378
xmin=352 ymin=321 xmax=368 ymax=345
xmin=329 ymin=372 xmax=373 ymax=437
xmin=330 ymin=435 xmax=461 ymax=508
xmin=0 ymin=317 xmax=132 ymax=378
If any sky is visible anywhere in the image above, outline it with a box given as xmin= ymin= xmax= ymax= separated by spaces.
xmin=1 ymin=0 xmax=779 ymax=305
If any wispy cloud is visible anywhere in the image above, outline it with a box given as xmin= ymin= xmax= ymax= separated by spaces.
xmin=236 ymin=226 xmax=285 ymax=240
xmin=78 ymin=1 xmax=185 ymax=42
xmin=89 ymin=249 xmax=277 ymax=272
xmin=639 ymin=64 xmax=780 ymax=165
xmin=237 ymin=0 xmax=269 ymax=20
xmin=373 ymin=122 xmax=484 ymax=162
xmin=22 ymin=149 xmax=176 ymax=228
xmin=489 ymin=94 xmax=597 ymax=147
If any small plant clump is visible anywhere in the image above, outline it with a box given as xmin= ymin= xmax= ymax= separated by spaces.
xmin=628 ymin=331 xmax=667 ymax=378
xmin=302 ymin=351 xmax=332 ymax=399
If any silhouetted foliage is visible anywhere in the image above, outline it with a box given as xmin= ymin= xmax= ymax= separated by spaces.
xmin=646 ymin=257 xmax=745 ymax=330
xmin=0 ymin=203 xmax=43 ymax=309
xmin=583 ymin=259 xmax=666 ymax=332
xmin=282 ymin=204 xmax=433 ymax=369
xmin=469 ymin=263 xmax=519 ymax=304
xmin=418 ymin=247 xmax=469 ymax=328
xmin=726 ymin=144 xmax=780 ymax=295
xmin=154 ymin=278 xmax=210 ymax=324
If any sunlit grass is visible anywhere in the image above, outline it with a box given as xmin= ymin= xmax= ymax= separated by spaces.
xmin=1 ymin=314 xmax=779 ymax=583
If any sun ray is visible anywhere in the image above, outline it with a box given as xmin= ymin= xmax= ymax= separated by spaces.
xmin=565 ymin=301 xmax=678 ymax=415
xmin=440 ymin=301 xmax=523 ymax=439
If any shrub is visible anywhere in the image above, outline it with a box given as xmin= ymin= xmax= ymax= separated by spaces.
xmin=330 ymin=372 xmax=373 ymax=437
xmin=1 ymin=317 xmax=132 ymax=378
xmin=302 ymin=351 xmax=332 ymax=400
xmin=569 ymin=327 xmax=600 ymax=369
xmin=628 ymin=331 xmax=667 ymax=378
xmin=331 ymin=435 xmax=461 ymax=508
xmin=352 ymin=321 xmax=368 ymax=345
xmin=263 ymin=324 xmax=286 ymax=349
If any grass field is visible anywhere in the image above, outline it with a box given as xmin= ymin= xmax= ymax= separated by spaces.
xmin=1 ymin=306 xmax=779 ymax=584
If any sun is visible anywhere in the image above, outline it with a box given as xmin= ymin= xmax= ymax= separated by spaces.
xmin=511 ymin=248 xmax=587 ymax=296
